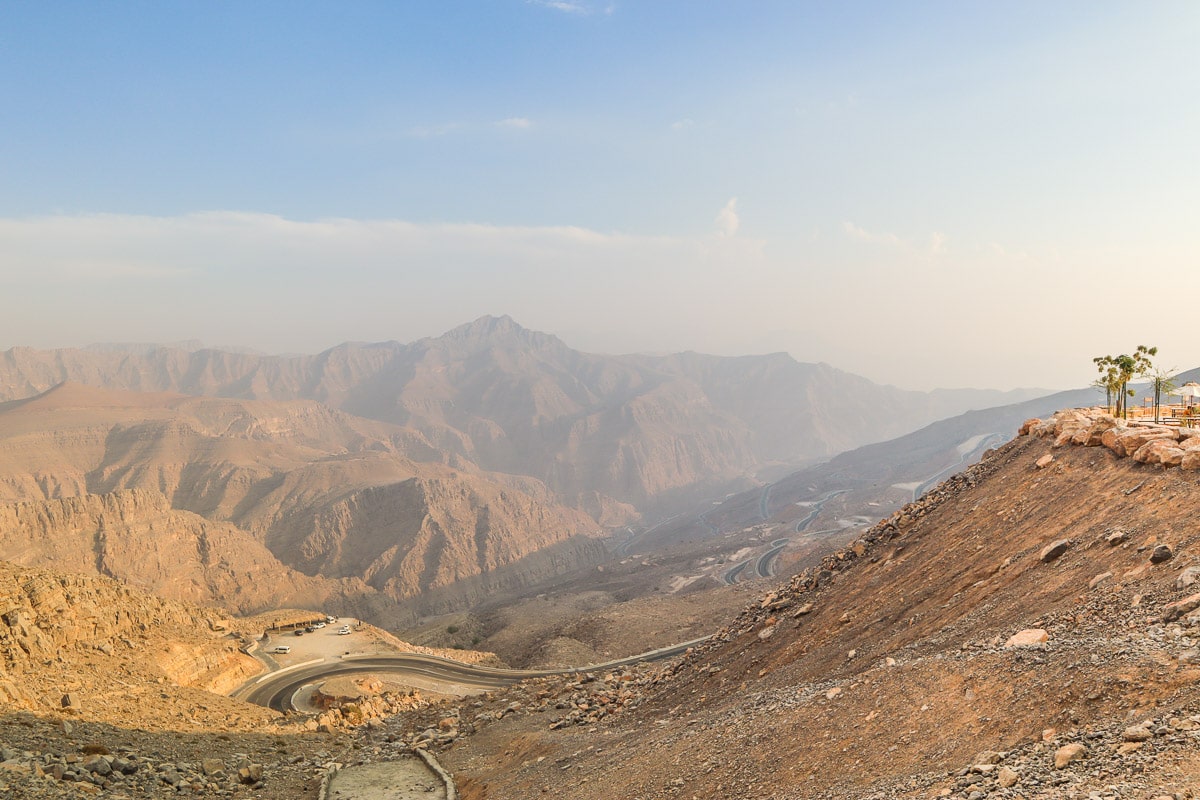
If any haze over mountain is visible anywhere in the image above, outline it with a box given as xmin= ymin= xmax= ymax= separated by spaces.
xmin=653 ymin=381 xmax=1108 ymax=550
xmin=0 ymin=316 xmax=1057 ymax=628
xmin=0 ymin=316 xmax=1047 ymax=522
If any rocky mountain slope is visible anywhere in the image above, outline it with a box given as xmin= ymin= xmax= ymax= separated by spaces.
xmin=639 ymin=382 xmax=1104 ymax=555
xmin=0 ymin=316 xmax=1048 ymax=521
xmin=420 ymin=410 xmax=1200 ymax=798
xmin=0 ymin=382 xmax=605 ymax=623
xmin=0 ymin=560 xmax=274 ymax=729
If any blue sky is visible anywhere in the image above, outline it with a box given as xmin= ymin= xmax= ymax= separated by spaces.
xmin=2 ymin=2 xmax=1198 ymax=390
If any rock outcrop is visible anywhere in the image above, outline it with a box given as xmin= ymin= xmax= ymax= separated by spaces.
xmin=1023 ymin=407 xmax=1200 ymax=470
xmin=0 ymin=560 xmax=275 ymax=727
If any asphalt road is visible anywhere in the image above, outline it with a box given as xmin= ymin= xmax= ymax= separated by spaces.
xmin=754 ymin=538 xmax=791 ymax=578
xmin=235 ymin=638 xmax=710 ymax=712
xmin=909 ymin=433 xmax=1006 ymax=501
xmin=794 ymin=489 xmax=847 ymax=533
xmin=722 ymin=559 xmax=751 ymax=585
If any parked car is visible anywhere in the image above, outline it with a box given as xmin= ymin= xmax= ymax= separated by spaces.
xmin=304 ymin=626 xmax=315 ymax=633
xmin=313 ymin=622 xmax=325 ymax=629
xmin=294 ymin=629 xmax=304 ymax=636
xmin=326 ymin=615 xmax=337 ymax=624
xmin=273 ymin=645 xmax=291 ymax=654
xmin=338 ymin=626 xmax=351 ymax=635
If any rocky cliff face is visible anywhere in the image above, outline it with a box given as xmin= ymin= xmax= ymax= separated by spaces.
xmin=0 ymin=488 xmax=406 ymax=618
xmin=273 ymin=475 xmax=597 ymax=598
xmin=0 ymin=484 xmax=604 ymax=627
xmin=0 ymin=560 xmax=274 ymax=726
xmin=0 ymin=383 xmax=606 ymax=621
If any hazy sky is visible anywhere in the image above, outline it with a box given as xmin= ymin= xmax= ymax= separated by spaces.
xmin=2 ymin=2 xmax=1198 ymax=391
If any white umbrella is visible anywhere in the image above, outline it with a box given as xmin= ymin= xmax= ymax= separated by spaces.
xmin=1176 ymin=382 xmax=1200 ymax=402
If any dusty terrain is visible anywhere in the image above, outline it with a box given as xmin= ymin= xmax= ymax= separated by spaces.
xmin=421 ymin=412 xmax=1200 ymax=798
xmin=7 ymin=408 xmax=1200 ymax=798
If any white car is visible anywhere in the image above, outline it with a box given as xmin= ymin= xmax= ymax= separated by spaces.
xmin=273 ymin=645 xmax=291 ymax=654
xmin=314 ymin=622 xmax=326 ymax=629
xmin=338 ymin=626 xmax=351 ymax=635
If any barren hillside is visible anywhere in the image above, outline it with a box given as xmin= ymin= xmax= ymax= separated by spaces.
xmin=424 ymin=411 xmax=1200 ymax=798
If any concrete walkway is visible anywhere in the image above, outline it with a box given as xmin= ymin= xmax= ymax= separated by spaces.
xmin=326 ymin=757 xmax=448 ymax=800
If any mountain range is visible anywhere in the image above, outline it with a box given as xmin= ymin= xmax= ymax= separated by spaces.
xmin=0 ymin=316 xmax=1052 ymax=621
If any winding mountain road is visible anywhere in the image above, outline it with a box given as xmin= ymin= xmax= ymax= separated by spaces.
xmin=235 ymin=638 xmax=710 ymax=712
xmin=905 ymin=433 xmax=1006 ymax=501
xmin=759 ymin=482 xmax=774 ymax=521
xmin=794 ymin=489 xmax=848 ymax=533
xmin=754 ymin=538 xmax=790 ymax=579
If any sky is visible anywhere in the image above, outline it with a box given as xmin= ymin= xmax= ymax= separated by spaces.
xmin=1 ymin=1 xmax=1198 ymax=391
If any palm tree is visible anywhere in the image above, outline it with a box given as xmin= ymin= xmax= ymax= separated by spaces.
xmin=1093 ymin=346 xmax=1158 ymax=419
xmin=1148 ymin=368 xmax=1177 ymax=424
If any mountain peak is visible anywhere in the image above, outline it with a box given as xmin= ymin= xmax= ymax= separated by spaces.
xmin=436 ymin=315 xmax=567 ymax=352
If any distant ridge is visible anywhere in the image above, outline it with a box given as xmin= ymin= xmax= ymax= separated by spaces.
xmin=0 ymin=316 xmax=1052 ymax=521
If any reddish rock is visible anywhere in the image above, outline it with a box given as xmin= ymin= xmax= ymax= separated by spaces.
xmin=1132 ymin=439 xmax=1185 ymax=466
xmin=1163 ymin=592 xmax=1200 ymax=622
xmin=1053 ymin=742 xmax=1086 ymax=769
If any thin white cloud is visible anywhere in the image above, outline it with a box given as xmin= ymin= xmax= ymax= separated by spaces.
xmin=930 ymin=232 xmax=946 ymax=255
xmin=671 ymin=118 xmax=694 ymax=131
xmin=842 ymin=221 xmax=901 ymax=247
xmin=716 ymin=198 xmax=739 ymax=237
xmin=496 ymin=117 xmax=533 ymax=129
xmin=843 ymin=221 xmax=946 ymax=256
xmin=528 ymin=0 xmax=590 ymax=14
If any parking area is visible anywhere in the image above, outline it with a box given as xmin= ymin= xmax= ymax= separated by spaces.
xmin=261 ymin=618 xmax=374 ymax=665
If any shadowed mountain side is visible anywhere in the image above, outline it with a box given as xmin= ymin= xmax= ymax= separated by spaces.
xmin=0 ymin=317 xmax=1051 ymax=521
xmin=771 ymin=385 xmax=1102 ymax=503
xmin=260 ymin=475 xmax=600 ymax=598
xmin=0 ymin=489 xmax=403 ymax=622
xmin=0 ymin=384 xmax=605 ymax=615
xmin=381 ymin=534 xmax=613 ymax=622
xmin=647 ymin=384 xmax=1104 ymax=550
xmin=0 ymin=488 xmax=609 ymax=628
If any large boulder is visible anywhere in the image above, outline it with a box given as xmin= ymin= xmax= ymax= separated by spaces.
xmin=1132 ymin=439 xmax=1185 ymax=466
xmin=1109 ymin=428 xmax=1178 ymax=458
xmin=1071 ymin=416 xmax=1121 ymax=447
xmin=1163 ymin=593 xmax=1200 ymax=622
